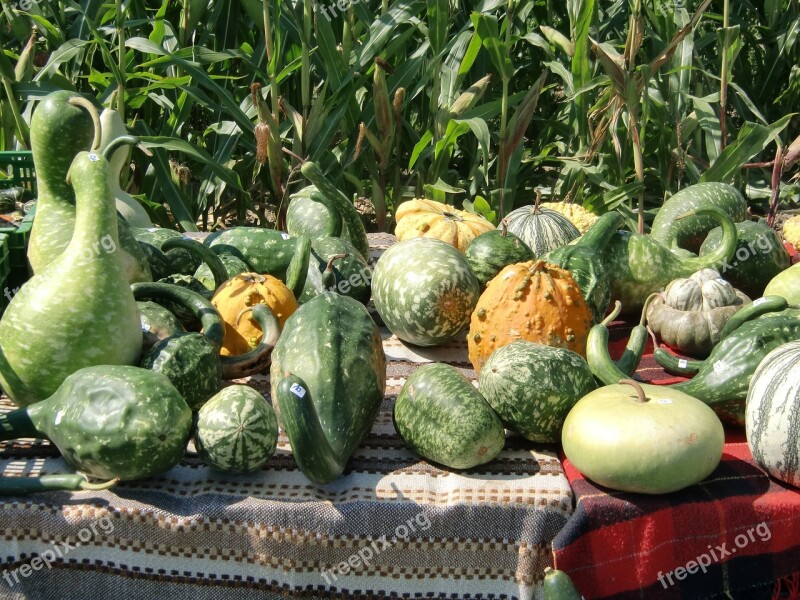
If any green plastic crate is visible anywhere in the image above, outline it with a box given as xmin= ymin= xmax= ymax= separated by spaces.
xmin=0 ymin=151 xmax=36 ymax=293
xmin=0 ymin=151 xmax=36 ymax=192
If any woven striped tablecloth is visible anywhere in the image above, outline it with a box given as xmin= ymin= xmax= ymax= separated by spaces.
xmin=0 ymin=234 xmax=574 ymax=600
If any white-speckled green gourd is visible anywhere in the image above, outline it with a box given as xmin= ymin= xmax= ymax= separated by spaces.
xmin=270 ymin=292 xmax=386 ymax=484
xmin=0 ymin=149 xmax=143 ymax=406
xmin=0 ymin=366 xmax=191 ymax=493
xmin=27 ymin=91 xmax=151 ymax=284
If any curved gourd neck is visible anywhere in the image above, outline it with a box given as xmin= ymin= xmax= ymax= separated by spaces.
xmin=679 ymin=208 xmax=738 ymax=273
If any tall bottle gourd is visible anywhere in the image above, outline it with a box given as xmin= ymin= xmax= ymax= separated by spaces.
xmin=0 ymin=147 xmax=143 ymax=406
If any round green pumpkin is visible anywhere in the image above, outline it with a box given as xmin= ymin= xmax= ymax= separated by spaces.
xmin=464 ymin=228 xmax=534 ymax=287
xmin=194 ymin=385 xmax=279 ymax=473
xmin=478 ymin=341 xmax=595 ymax=443
xmin=372 ymin=237 xmax=480 ymax=346
xmin=562 ymin=381 xmax=724 ymax=494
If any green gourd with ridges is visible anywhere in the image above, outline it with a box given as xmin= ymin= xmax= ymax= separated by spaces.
xmin=699 ymin=220 xmax=791 ymax=298
xmin=0 ymin=365 xmax=192 ymax=484
xmin=478 ymin=341 xmax=595 ymax=443
xmin=464 ymin=221 xmax=534 ymax=287
xmin=27 ymin=92 xmax=151 ymax=284
xmin=271 ymin=292 xmax=386 ymax=484
xmin=393 ymin=363 xmax=505 ymax=469
xmin=746 ymin=341 xmax=800 ymax=488
xmin=0 ymin=150 xmax=143 ymax=406
xmin=372 ymin=237 xmax=480 ymax=346
xmin=650 ymin=182 xmax=747 ymax=253
xmin=543 ymin=211 xmax=624 ymax=323
xmin=194 ymin=385 xmax=279 ymax=473
xmin=601 ymin=206 xmax=738 ymax=314
xmin=503 ymin=202 xmax=580 ymax=257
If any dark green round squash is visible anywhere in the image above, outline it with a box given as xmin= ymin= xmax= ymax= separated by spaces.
xmin=464 ymin=223 xmax=534 ymax=287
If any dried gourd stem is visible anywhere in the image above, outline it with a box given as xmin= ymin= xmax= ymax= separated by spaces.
xmin=602 ymin=301 xmax=622 ymax=327
xmin=619 ymin=378 xmax=648 ymax=403
xmin=500 ymin=218 xmax=509 ymax=237
xmin=68 ymin=96 xmax=102 ymax=151
xmin=325 ymin=253 xmax=348 ymax=272
xmin=646 ymin=325 xmax=659 ymax=351
xmin=533 ymin=189 xmax=542 ymax=214
xmin=79 ymin=477 xmax=120 ymax=491
xmin=640 ymin=292 xmax=660 ymax=327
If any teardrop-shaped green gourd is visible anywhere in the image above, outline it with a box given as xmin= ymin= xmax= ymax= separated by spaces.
xmin=27 ymin=92 xmax=152 ymax=283
xmin=0 ymin=149 xmax=143 ymax=406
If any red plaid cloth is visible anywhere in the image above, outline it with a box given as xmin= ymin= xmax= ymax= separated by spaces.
xmin=553 ymin=315 xmax=800 ymax=599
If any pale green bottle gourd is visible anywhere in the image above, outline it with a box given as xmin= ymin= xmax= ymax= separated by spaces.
xmin=27 ymin=91 xmax=152 ymax=283
xmin=0 ymin=143 xmax=143 ymax=406
xmin=98 ymin=107 xmax=154 ymax=228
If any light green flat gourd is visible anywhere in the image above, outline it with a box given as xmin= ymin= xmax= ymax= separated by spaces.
xmin=27 ymin=91 xmax=151 ymax=284
xmin=0 ymin=148 xmax=143 ymax=406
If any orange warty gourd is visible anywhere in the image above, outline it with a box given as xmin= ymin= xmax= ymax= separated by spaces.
xmin=467 ymin=260 xmax=593 ymax=373
xmin=394 ymin=199 xmax=494 ymax=253
xmin=211 ymin=273 xmax=298 ymax=356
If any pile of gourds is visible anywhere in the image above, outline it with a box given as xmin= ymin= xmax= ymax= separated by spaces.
xmin=1 ymin=89 xmax=800 ymax=499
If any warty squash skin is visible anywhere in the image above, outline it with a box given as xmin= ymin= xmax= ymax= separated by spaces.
xmin=467 ymin=260 xmax=593 ymax=373
xmin=211 ymin=272 xmax=298 ymax=356
xmin=0 ymin=151 xmax=143 ymax=406
xmin=394 ymin=199 xmax=495 ymax=253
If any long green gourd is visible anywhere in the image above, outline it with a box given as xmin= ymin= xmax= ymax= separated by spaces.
xmin=27 ymin=91 xmax=152 ymax=284
xmin=0 ymin=365 xmax=191 ymax=494
xmin=602 ymin=206 xmax=738 ymax=313
xmin=271 ymin=292 xmax=386 ymax=484
xmin=0 ymin=145 xmax=143 ymax=406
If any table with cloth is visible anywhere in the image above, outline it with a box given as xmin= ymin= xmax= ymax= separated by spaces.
xmin=552 ymin=318 xmax=800 ymax=600
xmin=0 ymin=234 xmax=573 ymax=600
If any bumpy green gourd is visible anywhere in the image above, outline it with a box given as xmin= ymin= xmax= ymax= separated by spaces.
xmin=0 ymin=366 xmax=191 ymax=486
xmin=138 ymin=300 xmax=185 ymax=353
xmin=0 ymin=150 xmax=143 ymax=406
xmin=271 ymin=293 xmax=386 ymax=484
xmin=27 ymin=92 xmax=152 ymax=283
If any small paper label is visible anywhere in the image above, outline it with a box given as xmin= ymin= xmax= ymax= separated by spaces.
xmin=289 ymin=383 xmax=306 ymax=398
xmin=88 ymin=153 xmax=100 ymax=162
xmin=280 ymin=233 xmax=291 ymax=240
xmin=678 ymin=359 xmax=688 ymax=369
xmin=713 ymin=361 xmax=726 ymax=374
xmin=754 ymin=297 xmax=767 ymax=306
xmin=657 ymin=399 xmax=672 ymax=404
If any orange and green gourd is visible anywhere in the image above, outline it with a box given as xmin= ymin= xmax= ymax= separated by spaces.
xmin=467 ymin=260 xmax=593 ymax=373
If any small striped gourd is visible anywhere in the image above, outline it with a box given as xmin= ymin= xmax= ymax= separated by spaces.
xmin=502 ymin=199 xmax=580 ymax=257
xmin=746 ymin=341 xmax=800 ymax=488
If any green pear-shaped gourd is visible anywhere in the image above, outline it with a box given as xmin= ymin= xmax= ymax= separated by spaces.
xmin=98 ymin=107 xmax=154 ymax=228
xmin=0 ymin=148 xmax=143 ymax=406
xmin=0 ymin=366 xmax=192 ymax=490
xmin=27 ymin=91 xmax=151 ymax=283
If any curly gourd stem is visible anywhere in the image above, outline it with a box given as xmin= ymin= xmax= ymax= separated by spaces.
xmin=102 ymin=135 xmax=139 ymax=161
xmin=640 ymin=292 xmax=660 ymax=327
xmin=619 ymin=379 xmax=648 ymax=403
xmin=221 ymin=303 xmax=280 ymax=378
xmin=68 ymin=96 xmax=102 ymax=151
xmin=647 ymin=325 xmax=659 ymax=350
xmin=80 ymin=476 xmax=120 ymax=491
xmin=601 ymin=301 xmax=622 ymax=327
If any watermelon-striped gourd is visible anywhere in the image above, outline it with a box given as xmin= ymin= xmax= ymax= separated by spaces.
xmin=194 ymin=385 xmax=279 ymax=473
xmin=394 ymin=363 xmax=505 ymax=469
xmin=372 ymin=238 xmax=480 ymax=346
xmin=502 ymin=203 xmax=580 ymax=257
xmin=464 ymin=221 xmax=534 ymax=287
xmin=746 ymin=341 xmax=800 ymax=487
xmin=478 ymin=341 xmax=596 ymax=443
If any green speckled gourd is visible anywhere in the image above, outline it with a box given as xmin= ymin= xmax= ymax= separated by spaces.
xmin=650 ymin=182 xmax=747 ymax=253
xmin=0 ymin=150 xmax=143 ymax=406
xmin=132 ymin=227 xmax=201 ymax=276
xmin=138 ymin=300 xmax=185 ymax=353
xmin=0 ymin=365 xmax=192 ymax=483
xmin=205 ymin=227 xmax=297 ymax=279
xmin=286 ymin=185 xmax=347 ymax=241
xmin=699 ymin=220 xmax=791 ymax=298
xmin=195 ymin=253 xmax=250 ymax=292
xmin=299 ymin=237 xmax=372 ymax=304
xmin=393 ymin=363 xmax=505 ymax=469
xmin=478 ymin=341 xmax=596 ymax=443
xmin=464 ymin=221 xmax=534 ymax=287
xmin=543 ymin=211 xmax=624 ymax=323
xmin=371 ymin=238 xmax=480 ymax=346
xmin=27 ymin=92 xmax=151 ymax=284
xmin=141 ymin=333 xmax=222 ymax=410
xmin=602 ymin=206 xmax=738 ymax=314
xmin=194 ymin=385 xmax=279 ymax=473
xmin=271 ymin=293 xmax=386 ymax=484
